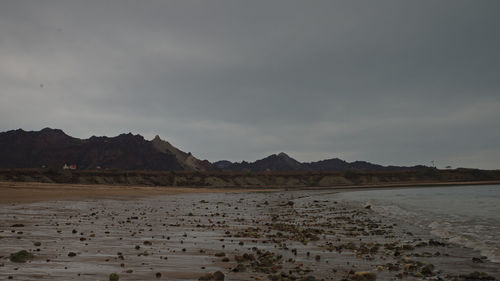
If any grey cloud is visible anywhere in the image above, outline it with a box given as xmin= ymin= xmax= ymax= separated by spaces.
xmin=1 ymin=0 xmax=499 ymax=169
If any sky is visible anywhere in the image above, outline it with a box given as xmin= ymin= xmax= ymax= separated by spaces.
xmin=1 ymin=1 xmax=500 ymax=169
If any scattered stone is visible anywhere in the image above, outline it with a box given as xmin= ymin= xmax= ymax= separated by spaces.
xmin=232 ymin=263 xmax=246 ymax=272
xmin=9 ymin=250 xmax=34 ymax=263
xmin=428 ymin=239 xmax=446 ymax=247
xmin=199 ymin=271 xmax=225 ymax=281
xmin=472 ymin=257 xmax=484 ymax=263
xmin=420 ymin=263 xmax=435 ymax=276
xmin=459 ymin=271 xmax=496 ymax=280
xmin=213 ymin=271 xmax=225 ymax=281
xmin=109 ymin=273 xmax=120 ymax=281
xmin=350 ymin=271 xmax=376 ymax=281
xmin=1 ymin=189 xmax=498 ymax=281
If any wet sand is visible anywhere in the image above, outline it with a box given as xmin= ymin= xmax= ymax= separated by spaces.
xmin=0 ymin=184 xmax=499 ymax=280
xmin=0 ymin=181 xmax=279 ymax=204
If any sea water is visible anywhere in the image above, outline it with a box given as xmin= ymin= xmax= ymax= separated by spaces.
xmin=335 ymin=184 xmax=500 ymax=262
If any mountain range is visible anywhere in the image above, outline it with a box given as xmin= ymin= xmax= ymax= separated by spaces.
xmin=0 ymin=128 xmax=210 ymax=171
xmin=0 ymin=128 xmax=426 ymax=172
xmin=213 ymin=152 xmax=426 ymax=172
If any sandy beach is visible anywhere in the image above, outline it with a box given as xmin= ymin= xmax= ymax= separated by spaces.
xmin=0 ymin=182 xmax=499 ymax=280
xmin=0 ymin=181 xmax=279 ymax=204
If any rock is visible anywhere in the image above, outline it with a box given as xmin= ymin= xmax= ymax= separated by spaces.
xmin=428 ymin=239 xmax=445 ymax=247
xmin=155 ymin=272 xmax=162 ymax=278
xmin=459 ymin=271 xmax=496 ymax=280
xmin=109 ymin=273 xmax=120 ymax=281
xmin=472 ymin=257 xmax=484 ymax=263
xmin=414 ymin=272 xmax=424 ymax=277
xmin=235 ymin=255 xmax=245 ymax=263
xmin=232 ymin=263 xmax=246 ymax=272
xmin=68 ymin=252 xmax=77 ymax=257
xmin=385 ymin=263 xmax=399 ymax=271
xmin=420 ymin=263 xmax=435 ymax=276
xmin=9 ymin=250 xmax=34 ymax=263
xmin=268 ymin=274 xmax=281 ymax=281
xmin=213 ymin=271 xmax=225 ymax=281
xmin=350 ymin=271 xmax=376 ymax=281
xmin=11 ymin=224 xmax=24 ymax=227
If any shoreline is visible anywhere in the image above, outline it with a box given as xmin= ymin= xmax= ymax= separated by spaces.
xmin=2 ymin=167 xmax=500 ymax=192
xmin=1 ymin=179 xmax=499 ymax=205
xmin=0 ymin=181 xmax=281 ymax=205
xmin=298 ymin=179 xmax=500 ymax=193
xmin=334 ymin=183 xmax=500 ymax=264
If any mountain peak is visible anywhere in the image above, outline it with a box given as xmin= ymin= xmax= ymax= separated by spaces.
xmin=40 ymin=127 xmax=66 ymax=135
xmin=277 ymin=152 xmax=294 ymax=159
xmin=150 ymin=134 xmax=211 ymax=171
xmin=215 ymin=153 xmax=427 ymax=172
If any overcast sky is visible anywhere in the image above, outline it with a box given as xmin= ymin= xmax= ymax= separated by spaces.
xmin=1 ymin=1 xmax=499 ymax=169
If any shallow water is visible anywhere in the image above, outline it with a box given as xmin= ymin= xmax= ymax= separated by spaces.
xmin=335 ymin=184 xmax=500 ymax=262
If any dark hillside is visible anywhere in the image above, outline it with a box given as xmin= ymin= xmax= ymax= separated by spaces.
xmin=0 ymin=128 xmax=209 ymax=171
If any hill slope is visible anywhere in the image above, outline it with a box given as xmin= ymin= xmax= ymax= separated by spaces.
xmin=0 ymin=128 xmax=212 ymax=171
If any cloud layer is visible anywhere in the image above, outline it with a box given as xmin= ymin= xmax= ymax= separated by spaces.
xmin=1 ymin=1 xmax=500 ymax=169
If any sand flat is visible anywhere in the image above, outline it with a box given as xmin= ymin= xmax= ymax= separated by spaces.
xmin=0 ymin=181 xmax=278 ymax=204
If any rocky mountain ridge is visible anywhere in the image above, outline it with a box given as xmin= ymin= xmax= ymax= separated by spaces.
xmin=0 ymin=128 xmax=211 ymax=171
xmin=213 ymin=152 xmax=427 ymax=172
xmin=1 ymin=128 xmax=426 ymax=172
